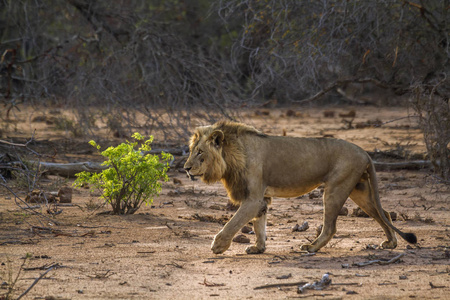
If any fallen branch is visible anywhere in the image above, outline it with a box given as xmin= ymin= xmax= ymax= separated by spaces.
xmin=254 ymin=281 xmax=308 ymax=290
xmin=200 ymin=278 xmax=225 ymax=287
xmin=87 ymin=270 xmax=115 ymax=279
xmin=16 ymin=265 xmax=56 ymax=300
xmin=35 ymin=161 xmax=107 ymax=177
xmin=373 ymin=160 xmax=432 ymax=171
xmin=29 ymin=147 xmax=186 ymax=177
xmin=429 ymin=282 xmax=446 ymax=289
xmin=352 ymin=253 xmax=405 ymax=267
xmin=0 ymin=133 xmax=41 ymax=157
xmin=0 ymin=138 xmax=33 ymax=147
xmin=23 ymin=262 xmax=60 ymax=271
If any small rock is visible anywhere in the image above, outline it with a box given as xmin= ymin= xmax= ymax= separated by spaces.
xmin=58 ymin=187 xmax=73 ymax=203
xmin=276 ymin=273 xmax=292 ymax=280
xmin=298 ymin=273 xmax=332 ymax=294
xmin=286 ymin=109 xmax=296 ymax=117
xmin=339 ymin=110 xmax=356 ymax=118
xmin=341 ymin=264 xmax=350 ymax=269
xmin=308 ymin=190 xmax=321 ymax=199
xmin=390 ymin=211 xmax=397 ymax=221
xmin=351 ymin=207 xmax=369 ymax=218
xmin=26 ymin=190 xmax=57 ymax=203
xmin=232 ymin=234 xmax=250 ymax=244
xmin=339 ymin=207 xmax=348 ymax=216
xmin=241 ymin=226 xmax=253 ymax=234
xmin=323 ymin=110 xmax=335 ymax=118
xmin=292 ymin=221 xmax=309 ymax=232
xmin=399 ymin=275 xmax=407 ymax=280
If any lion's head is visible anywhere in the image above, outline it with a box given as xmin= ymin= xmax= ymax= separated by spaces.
xmin=184 ymin=121 xmax=266 ymax=202
xmin=184 ymin=125 xmax=227 ymax=184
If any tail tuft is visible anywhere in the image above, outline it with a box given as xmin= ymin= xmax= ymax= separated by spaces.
xmin=404 ymin=232 xmax=417 ymax=244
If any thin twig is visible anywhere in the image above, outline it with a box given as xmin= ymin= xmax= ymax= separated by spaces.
xmin=0 ymin=139 xmax=32 ymax=147
xmin=352 ymin=253 xmax=405 ymax=267
xmin=200 ymin=278 xmax=225 ymax=287
xmin=254 ymin=281 xmax=308 ymax=290
xmin=16 ymin=265 xmax=56 ymax=300
xmin=375 ymin=115 xmax=420 ymax=127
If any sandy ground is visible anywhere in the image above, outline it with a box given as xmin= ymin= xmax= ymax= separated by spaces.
xmin=0 ymin=105 xmax=449 ymax=299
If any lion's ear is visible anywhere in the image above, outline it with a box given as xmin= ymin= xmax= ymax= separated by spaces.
xmin=208 ymin=130 xmax=224 ymax=148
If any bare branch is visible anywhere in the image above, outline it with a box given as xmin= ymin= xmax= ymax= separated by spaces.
xmin=16 ymin=265 xmax=57 ymax=300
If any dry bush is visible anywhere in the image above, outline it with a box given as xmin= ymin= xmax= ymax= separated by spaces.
xmin=1 ymin=1 xmax=448 ymax=165
xmin=216 ymin=0 xmax=448 ymax=104
xmin=0 ymin=0 xmax=242 ymax=140
xmin=411 ymin=76 xmax=450 ymax=181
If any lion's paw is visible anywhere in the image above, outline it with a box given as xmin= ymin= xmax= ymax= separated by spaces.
xmin=245 ymin=245 xmax=265 ymax=254
xmin=300 ymin=244 xmax=318 ymax=253
xmin=380 ymin=240 xmax=397 ymax=249
xmin=211 ymin=233 xmax=232 ymax=254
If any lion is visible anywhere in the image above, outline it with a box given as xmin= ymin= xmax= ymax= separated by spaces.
xmin=184 ymin=121 xmax=417 ymax=254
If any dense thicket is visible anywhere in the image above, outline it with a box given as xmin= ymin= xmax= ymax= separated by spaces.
xmin=1 ymin=0 xmax=448 ymax=178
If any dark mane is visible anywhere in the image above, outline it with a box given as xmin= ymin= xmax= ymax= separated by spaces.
xmin=213 ymin=121 xmax=265 ymax=203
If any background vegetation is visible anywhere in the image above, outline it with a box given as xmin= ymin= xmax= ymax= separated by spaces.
xmin=1 ymin=0 xmax=448 ymax=179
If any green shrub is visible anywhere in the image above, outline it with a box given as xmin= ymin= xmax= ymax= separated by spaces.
xmin=74 ymin=133 xmax=172 ymax=214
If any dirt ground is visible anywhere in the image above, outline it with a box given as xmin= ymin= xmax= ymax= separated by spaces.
xmin=0 ymin=105 xmax=449 ymax=299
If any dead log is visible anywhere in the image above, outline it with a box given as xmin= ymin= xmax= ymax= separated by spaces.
xmin=373 ymin=160 xmax=432 ymax=171
xmin=31 ymin=146 xmax=188 ymax=177
xmin=37 ymin=161 xmax=106 ymax=177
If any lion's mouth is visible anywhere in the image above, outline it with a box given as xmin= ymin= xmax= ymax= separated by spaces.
xmin=186 ymin=171 xmax=201 ymax=181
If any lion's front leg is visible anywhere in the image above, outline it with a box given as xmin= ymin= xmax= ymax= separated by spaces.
xmin=245 ymin=196 xmax=270 ymax=254
xmin=211 ymin=231 xmax=232 ymax=254
xmin=211 ymin=200 xmax=262 ymax=254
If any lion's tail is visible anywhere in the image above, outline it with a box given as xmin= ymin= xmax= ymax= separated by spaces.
xmin=367 ymin=159 xmax=417 ymax=244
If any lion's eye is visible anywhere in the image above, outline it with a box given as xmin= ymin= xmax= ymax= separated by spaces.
xmin=197 ymin=150 xmax=203 ymax=156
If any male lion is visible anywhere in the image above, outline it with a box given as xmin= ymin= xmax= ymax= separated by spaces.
xmin=184 ymin=121 xmax=417 ymax=254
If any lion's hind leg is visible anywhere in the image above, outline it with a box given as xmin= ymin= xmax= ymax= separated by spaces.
xmin=349 ymin=179 xmax=397 ymax=249
xmin=300 ymin=185 xmax=350 ymax=253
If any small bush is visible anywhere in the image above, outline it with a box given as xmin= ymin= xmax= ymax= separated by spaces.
xmin=74 ymin=133 xmax=172 ymax=214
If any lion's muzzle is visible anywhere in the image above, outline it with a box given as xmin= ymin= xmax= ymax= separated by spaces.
xmin=184 ymin=167 xmax=198 ymax=181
